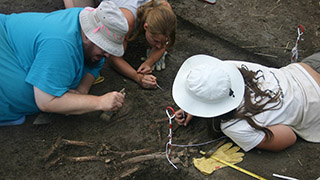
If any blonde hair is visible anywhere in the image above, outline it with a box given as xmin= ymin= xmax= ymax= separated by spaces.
xmin=129 ymin=0 xmax=177 ymax=48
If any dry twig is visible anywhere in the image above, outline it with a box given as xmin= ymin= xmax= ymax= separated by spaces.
xmin=254 ymin=52 xmax=278 ymax=58
xmin=66 ymin=155 xmax=102 ymax=162
xmin=45 ymin=155 xmax=64 ymax=169
xmin=43 ymin=136 xmax=62 ymax=161
xmin=98 ymin=145 xmax=152 ymax=158
xmin=61 ymin=139 xmax=93 ymax=147
xmin=154 ymin=117 xmax=169 ymax=123
xmin=119 ymin=166 xmax=140 ymax=179
xmin=119 ymin=152 xmax=166 ymax=166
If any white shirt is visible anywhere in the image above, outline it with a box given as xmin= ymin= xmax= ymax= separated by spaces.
xmin=220 ymin=61 xmax=320 ymax=152
xmin=106 ymin=0 xmax=150 ymax=20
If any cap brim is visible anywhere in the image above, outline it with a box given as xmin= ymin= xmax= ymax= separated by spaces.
xmin=172 ymin=54 xmax=244 ymax=117
xmin=80 ymin=9 xmax=124 ymax=57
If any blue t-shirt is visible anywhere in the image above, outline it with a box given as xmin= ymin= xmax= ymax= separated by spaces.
xmin=0 ymin=8 xmax=103 ymax=124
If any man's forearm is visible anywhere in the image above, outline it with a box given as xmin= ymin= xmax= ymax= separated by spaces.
xmin=76 ymin=73 xmax=95 ymax=94
xmin=43 ymin=92 xmax=101 ymax=115
xmin=34 ymin=86 xmax=101 ymax=115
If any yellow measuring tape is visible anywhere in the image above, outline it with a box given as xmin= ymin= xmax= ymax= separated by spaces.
xmin=200 ymin=151 xmax=267 ymax=180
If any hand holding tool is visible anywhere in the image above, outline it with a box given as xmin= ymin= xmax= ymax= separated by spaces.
xmin=99 ymin=88 xmax=125 ymax=121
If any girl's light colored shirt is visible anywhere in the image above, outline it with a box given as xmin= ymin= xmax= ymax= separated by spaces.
xmin=104 ymin=0 xmax=150 ymax=23
xmin=220 ymin=61 xmax=320 ymax=152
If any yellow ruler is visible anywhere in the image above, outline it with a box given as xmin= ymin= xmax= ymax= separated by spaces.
xmin=200 ymin=151 xmax=267 ymax=180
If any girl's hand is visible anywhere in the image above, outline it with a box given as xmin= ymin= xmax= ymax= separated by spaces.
xmin=137 ymin=62 xmax=152 ymax=74
xmin=175 ymin=109 xmax=193 ymax=126
xmin=137 ymin=73 xmax=157 ymax=89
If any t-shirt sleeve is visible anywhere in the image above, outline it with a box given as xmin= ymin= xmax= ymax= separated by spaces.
xmin=25 ymin=39 xmax=83 ymax=97
xmin=221 ymin=119 xmax=265 ymax=152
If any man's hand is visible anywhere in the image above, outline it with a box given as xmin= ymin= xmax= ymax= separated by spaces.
xmin=99 ymin=91 xmax=125 ymax=112
xmin=34 ymin=86 xmax=125 ymax=115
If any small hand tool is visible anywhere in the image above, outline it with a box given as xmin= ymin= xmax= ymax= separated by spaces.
xmin=204 ymin=138 xmax=227 ymax=158
xmin=156 ymin=83 xmax=164 ymax=91
xmin=99 ymin=88 xmax=125 ymax=121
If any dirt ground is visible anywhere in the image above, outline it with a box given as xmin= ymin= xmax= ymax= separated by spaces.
xmin=1 ymin=0 xmax=320 ymax=180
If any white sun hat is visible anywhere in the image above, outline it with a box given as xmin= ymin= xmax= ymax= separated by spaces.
xmin=172 ymin=54 xmax=245 ymax=117
xmin=79 ymin=1 xmax=128 ymax=57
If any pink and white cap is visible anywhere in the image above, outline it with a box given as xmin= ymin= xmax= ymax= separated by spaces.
xmin=79 ymin=1 xmax=128 ymax=57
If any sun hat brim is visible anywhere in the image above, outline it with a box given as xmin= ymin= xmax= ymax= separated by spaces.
xmin=172 ymin=54 xmax=245 ymax=117
xmin=79 ymin=6 xmax=127 ymax=57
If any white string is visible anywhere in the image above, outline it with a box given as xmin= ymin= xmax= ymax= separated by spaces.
xmin=165 ymin=107 xmax=175 ymax=168
xmin=172 ymin=136 xmax=227 ymax=147
xmin=165 ymin=136 xmax=228 ymax=169
xmin=164 ymin=107 xmax=228 ymax=169
xmin=291 ymin=26 xmax=304 ymax=63
xmin=166 ymin=142 xmax=178 ymax=169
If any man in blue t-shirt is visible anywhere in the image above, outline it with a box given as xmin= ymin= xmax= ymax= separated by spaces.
xmin=0 ymin=1 xmax=129 ymax=126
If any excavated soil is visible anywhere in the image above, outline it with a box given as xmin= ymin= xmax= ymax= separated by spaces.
xmin=1 ymin=0 xmax=319 ymax=180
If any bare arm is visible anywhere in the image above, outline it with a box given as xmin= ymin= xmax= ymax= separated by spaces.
xmin=110 ymin=54 xmax=157 ymax=89
xmin=109 ymin=40 xmax=139 ymax=83
xmin=109 ymin=39 xmax=157 ymax=89
xmin=74 ymin=72 xmax=95 ymax=94
xmin=138 ymin=46 xmax=166 ymax=73
xmin=107 ymin=8 xmax=157 ymax=89
xmin=256 ymin=124 xmax=297 ymax=152
xmin=34 ymin=86 xmax=124 ymax=115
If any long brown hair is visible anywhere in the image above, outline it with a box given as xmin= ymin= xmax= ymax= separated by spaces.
xmin=214 ymin=67 xmax=282 ymax=141
xmin=128 ymin=0 xmax=177 ymax=48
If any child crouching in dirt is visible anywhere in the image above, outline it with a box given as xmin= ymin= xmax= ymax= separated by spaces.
xmin=172 ymin=53 xmax=320 ymax=152
xmin=64 ymin=0 xmax=177 ymax=89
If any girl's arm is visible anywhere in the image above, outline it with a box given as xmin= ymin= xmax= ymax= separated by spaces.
xmin=109 ymin=8 xmax=157 ymax=89
xmin=137 ymin=46 xmax=166 ymax=74
xmin=110 ymin=53 xmax=157 ymax=89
